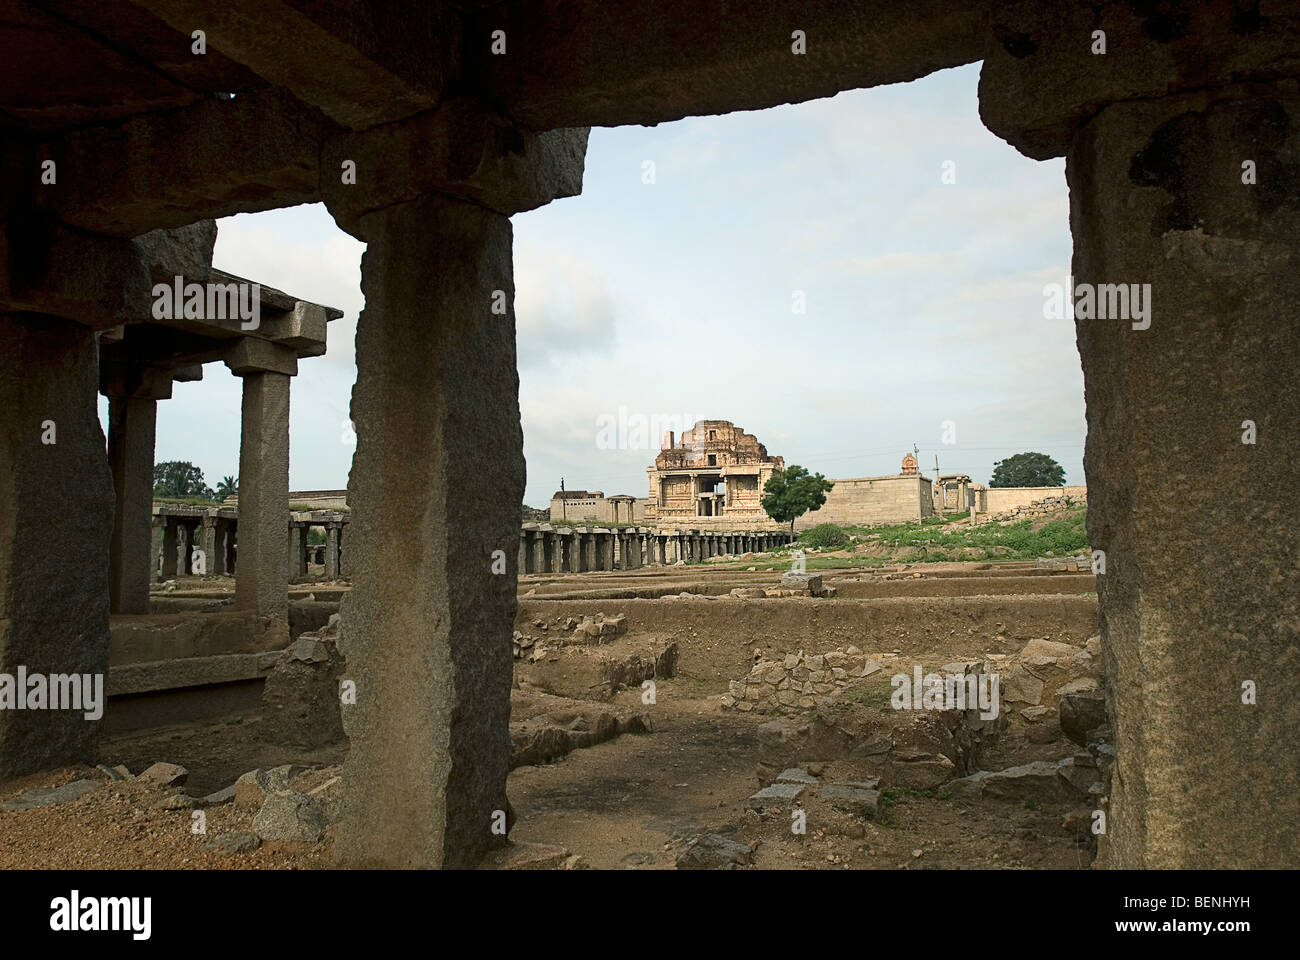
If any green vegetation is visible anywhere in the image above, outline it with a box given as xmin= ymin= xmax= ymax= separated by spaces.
xmin=989 ymin=451 xmax=1066 ymax=488
xmin=839 ymin=676 xmax=898 ymax=710
xmin=863 ymin=508 xmax=1087 ymax=558
xmin=799 ymin=522 xmax=848 ymax=549
xmin=154 ymin=460 xmax=215 ymax=500
xmin=762 ymin=465 xmax=834 ymax=534
xmin=739 ymin=505 xmax=1088 ymax=571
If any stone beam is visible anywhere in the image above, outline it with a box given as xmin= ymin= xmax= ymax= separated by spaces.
xmin=129 ymin=0 xmax=459 ymax=130
xmin=42 ymin=86 xmax=330 ymax=237
xmin=979 ymin=1 xmax=1300 ymax=160
xmin=467 ymin=0 xmax=992 ymax=129
xmin=0 ymin=215 xmax=154 ymax=330
xmin=320 ymin=100 xmax=589 ymax=230
xmin=0 ymin=210 xmax=214 ymax=331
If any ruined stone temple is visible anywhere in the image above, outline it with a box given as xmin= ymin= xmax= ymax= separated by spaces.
xmin=645 ymin=420 xmax=785 ymax=527
xmin=1 ymin=1 xmax=1296 ymax=871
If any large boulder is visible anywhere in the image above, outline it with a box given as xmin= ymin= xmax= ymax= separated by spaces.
xmin=252 ymin=791 xmax=329 ymax=844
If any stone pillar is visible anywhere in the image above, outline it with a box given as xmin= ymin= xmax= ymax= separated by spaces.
xmin=224 ymin=521 xmax=237 ymax=575
xmin=325 ymin=526 xmax=340 ymax=579
xmin=518 ymin=531 xmax=530 ymax=574
xmin=539 ymin=532 xmax=554 ymax=574
xmin=599 ymin=533 xmax=614 ymax=571
xmin=149 ymin=516 xmax=165 ymax=582
xmin=337 ymin=525 xmax=347 ymax=578
xmin=543 ymin=528 xmax=559 ymax=572
xmin=180 ymin=520 xmax=194 ymax=574
xmin=105 ymin=392 xmax=160 ymax=614
xmin=331 ymin=194 xmax=521 ymax=869
xmin=227 ymin=343 xmax=294 ymax=621
xmin=200 ymin=515 xmax=218 ymax=576
xmin=289 ymin=524 xmax=308 ymax=580
xmin=980 ymin=3 xmax=1300 ymax=868
xmin=0 ymin=313 xmax=112 ymax=777
xmin=529 ymin=532 xmax=543 ymax=574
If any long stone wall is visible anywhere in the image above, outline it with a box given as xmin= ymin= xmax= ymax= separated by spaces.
xmin=982 ymin=485 xmax=1088 ymax=514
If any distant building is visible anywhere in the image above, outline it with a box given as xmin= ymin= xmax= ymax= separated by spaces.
xmin=645 ymin=420 xmax=785 ymax=527
xmin=548 ymin=490 xmax=646 ymax=524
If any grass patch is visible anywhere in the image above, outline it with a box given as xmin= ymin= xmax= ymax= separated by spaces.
xmin=840 ymin=677 xmax=897 ymax=710
xmin=799 ymin=523 xmax=849 ymax=549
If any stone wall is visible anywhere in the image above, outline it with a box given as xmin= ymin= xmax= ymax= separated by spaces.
xmin=983 ymin=486 xmax=1087 ymax=514
xmin=795 ymin=475 xmax=934 ymax=530
xmin=723 ymin=648 xmax=867 ymax=713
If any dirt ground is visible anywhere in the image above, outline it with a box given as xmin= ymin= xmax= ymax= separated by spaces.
xmin=0 ymin=559 xmax=1100 ymax=870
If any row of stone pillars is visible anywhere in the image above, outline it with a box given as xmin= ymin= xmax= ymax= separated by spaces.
xmin=289 ymin=516 xmax=347 ymax=580
xmin=151 ymin=512 xmax=237 ymax=578
xmin=146 ymin=504 xmax=351 ymax=585
xmin=518 ymin=524 xmax=790 ymax=574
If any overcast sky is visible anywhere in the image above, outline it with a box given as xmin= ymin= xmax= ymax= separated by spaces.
xmin=108 ymin=62 xmax=1085 ymax=507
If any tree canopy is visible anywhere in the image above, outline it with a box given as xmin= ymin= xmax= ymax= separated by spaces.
xmin=761 ymin=465 xmax=834 ymax=532
xmin=153 ymin=460 xmax=214 ymax=499
xmin=989 ymin=452 xmax=1066 ymax=488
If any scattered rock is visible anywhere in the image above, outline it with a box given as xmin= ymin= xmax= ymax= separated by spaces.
xmin=478 ymin=842 xmax=573 ymax=870
xmin=135 ymin=762 xmax=188 ymax=788
xmin=252 ymin=791 xmax=329 ymax=844
xmin=202 ymin=784 xmax=237 ymax=806
xmin=234 ymin=765 xmax=306 ymax=809
xmin=775 ymin=767 xmax=818 ymax=784
xmin=203 ymin=832 xmax=261 ymax=855
xmin=1060 ymin=690 xmax=1108 ymax=746
xmin=746 ymin=782 xmax=805 ymax=809
xmin=949 ymin=760 xmax=1076 ymax=802
xmin=675 ymin=834 xmax=753 ymax=870
xmin=0 ymin=779 xmax=100 ymax=811
xmin=822 ymin=781 xmax=882 ymax=816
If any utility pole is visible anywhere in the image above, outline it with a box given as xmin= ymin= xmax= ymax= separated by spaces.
xmin=560 ymin=477 xmax=566 ymax=521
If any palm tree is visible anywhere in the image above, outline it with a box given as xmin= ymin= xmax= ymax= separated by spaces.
xmin=216 ymin=475 xmax=239 ymax=501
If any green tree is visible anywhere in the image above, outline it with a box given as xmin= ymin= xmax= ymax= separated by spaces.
xmin=989 ymin=452 xmax=1066 ymax=488
xmin=153 ymin=460 xmax=214 ymax=499
xmin=216 ymin=475 xmax=239 ymax=500
xmin=761 ymin=465 xmax=834 ymax=534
